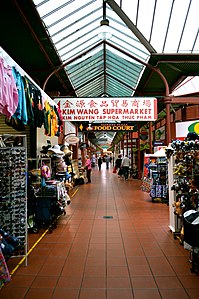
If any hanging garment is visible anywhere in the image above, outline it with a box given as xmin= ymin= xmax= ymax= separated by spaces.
xmin=0 ymin=57 xmax=18 ymax=117
xmin=54 ymin=105 xmax=63 ymax=137
xmin=27 ymin=80 xmax=44 ymax=128
xmin=12 ymin=67 xmax=28 ymax=124
xmin=44 ymin=101 xmax=59 ymax=136
xmin=22 ymin=76 xmax=34 ymax=127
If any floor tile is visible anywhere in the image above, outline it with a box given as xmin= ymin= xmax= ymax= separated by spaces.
xmin=133 ymin=289 xmax=161 ymax=299
xmin=24 ymin=288 xmax=54 ymax=299
xmin=107 ymin=277 xmax=132 ymax=288
xmin=51 ymin=288 xmax=79 ymax=299
xmin=79 ymin=288 xmax=106 ymax=299
xmin=107 ymin=289 xmax=134 ymax=299
xmin=81 ymin=276 xmax=106 ymax=288
xmin=30 ymin=276 xmax=58 ymax=288
xmin=84 ymin=265 xmax=106 ymax=277
xmin=5 ymin=275 xmax=35 ymax=288
xmin=147 ymin=256 xmax=176 ymax=276
xmin=155 ymin=276 xmax=183 ymax=289
xmin=107 ymin=266 xmax=129 ymax=277
xmin=178 ymin=275 xmax=199 ymax=288
xmin=129 ymin=264 xmax=153 ymax=276
xmin=56 ymin=275 xmax=82 ymax=288
xmin=159 ymin=288 xmax=190 ymax=299
xmin=131 ymin=276 xmax=157 ymax=289
xmin=0 ymin=287 xmax=28 ymax=299
xmin=186 ymin=288 xmax=199 ymax=299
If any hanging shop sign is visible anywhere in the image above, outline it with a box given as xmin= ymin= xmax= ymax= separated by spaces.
xmin=54 ymin=97 xmax=157 ymax=121
xmin=65 ymin=135 xmax=79 ymax=144
xmin=87 ymin=123 xmax=137 ymax=131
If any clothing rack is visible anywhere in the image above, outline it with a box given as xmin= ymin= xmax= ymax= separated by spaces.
xmin=0 ymin=46 xmax=56 ymax=107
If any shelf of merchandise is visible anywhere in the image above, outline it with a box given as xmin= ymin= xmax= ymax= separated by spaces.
xmin=150 ymin=158 xmax=168 ymax=203
xmin=0 ymin=135 xmax=28 ymax=265
xmin=168 ymin=144 xmax=199 ymax=238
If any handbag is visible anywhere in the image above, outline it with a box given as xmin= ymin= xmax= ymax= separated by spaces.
xmin=113 ymin=166 xmax=117 ymax=174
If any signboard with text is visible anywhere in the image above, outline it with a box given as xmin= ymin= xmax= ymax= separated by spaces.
xmin=54 ymin=97 xmax=157 ymax=121
xmin=87 ymin=123 xmax=137 ymax=132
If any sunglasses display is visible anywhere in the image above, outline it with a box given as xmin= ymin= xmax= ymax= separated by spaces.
xmin=0 ymin=135 xmax=28 ymax=261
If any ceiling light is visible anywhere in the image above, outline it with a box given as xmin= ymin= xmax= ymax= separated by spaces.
xmin=98 ymin=18 xmax=112 ymax=40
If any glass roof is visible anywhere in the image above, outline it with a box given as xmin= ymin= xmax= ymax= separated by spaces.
xmin=33 ymin=0 xmax=199 ymax=148
xmin=33 ymin=0 xmax=150 ymax=97
xmin=119 ymin=0 xmax=199 ymax=54
xmin=33 ymin=0 xmax=199 ymax=100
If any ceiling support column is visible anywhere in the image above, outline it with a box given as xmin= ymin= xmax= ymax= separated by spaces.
xmin=149 ymin=122 xmax=153 ymax=152
xmin=165 ymin=101 xmax=171 ymax=145
xmin=137 ymin=124 xmax=141 ymax=180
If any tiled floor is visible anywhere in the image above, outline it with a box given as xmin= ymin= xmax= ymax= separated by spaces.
xmin=1 ymin=164 xmax=199 ymax=299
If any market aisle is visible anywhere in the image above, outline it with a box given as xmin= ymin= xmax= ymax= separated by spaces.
xmin=1 ymin=163 xmax=199 ymax=299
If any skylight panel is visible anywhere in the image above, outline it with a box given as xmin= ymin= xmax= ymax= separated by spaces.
xmin=117 ymin=0 xmax=138 ymax=25
xmin=164 ymin=0 xmax=192 ymax=52
xmin=136 ymin=0 xmax=156 ymax=42
xmin=149 ymin=0 xmax=173 ymax=53
xmin=171 ymin=76 xmax=199 ymax=96
xmin=177 ymin=0 xmax=199 ymax=53
xmin=35 ymin=0 xmax=75 ymax=19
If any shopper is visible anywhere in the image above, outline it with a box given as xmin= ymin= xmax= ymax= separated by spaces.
xmin=121 ymin=154 xmax=131 ymax=180
xmin=97 ymin=155 xmax=102 ymax=171
xmin=105 ymin=154 xmax=110 ymax=169
xmin=91 ymin=154 xmax=96 ymax=167
xmin=115 ymin=154 xmax=122 ymax=170
xmin=85 ymin=155 xmax=92 ymax=183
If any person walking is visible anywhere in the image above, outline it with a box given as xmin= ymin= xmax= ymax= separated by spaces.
xmin=85 ymin=155 xmax=92 ymax=183
xmin=105 ymin=154 xmax=110 ymax=169
xmin=121 ymin=154 xmax=131 ymax=180
xmin=115 ymin=154 xmax=122 ymax=170
xmin=97 ymin=155 xmax=102 ymax=171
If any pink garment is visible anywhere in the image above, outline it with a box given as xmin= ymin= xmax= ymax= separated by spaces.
xmin=85 ymin=158 xmax=92 ymax=170
xmin=41 ymin=164 xmax=51 ymax=179
xmin=0 ymin=57 xmax=18 ymax=117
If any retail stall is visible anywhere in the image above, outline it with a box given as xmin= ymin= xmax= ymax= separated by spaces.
xmin=141 ymin=148 xmax=168 ymax=203
xmin=166 ymin=134 xmax=199 ymax=272
xmin=0 ymin=47 xmax=70 ymax=287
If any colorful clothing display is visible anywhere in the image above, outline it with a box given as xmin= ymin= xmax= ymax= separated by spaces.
xmin=0 ymin=55 xmax=62 ymax=134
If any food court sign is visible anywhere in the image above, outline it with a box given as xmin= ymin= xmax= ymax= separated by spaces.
xmin=54 ymin=97 xmax=157 ymax=121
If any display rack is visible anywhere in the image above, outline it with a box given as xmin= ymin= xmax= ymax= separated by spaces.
xmin=168 ymin=155 xmax=183 ymax=235
xmin=150 ymin=157 xmax=168 ymax=203
xmin=142 ymin=149 xmax=168 ymax=203
xmin=28 ymin=180 xmax=68 ymax=233
xmin=0 ymin=135 xmax=28 ymax=264
xmin=167 ymin=141 xmax=199 ymax=237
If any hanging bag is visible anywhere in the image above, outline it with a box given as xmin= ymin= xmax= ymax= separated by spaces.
xmin=113 ymin=166 xmax=117 ymax=174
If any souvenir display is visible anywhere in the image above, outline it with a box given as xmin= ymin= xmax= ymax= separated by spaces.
xmin=166 ymin=135 xmax=199 ymax=272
